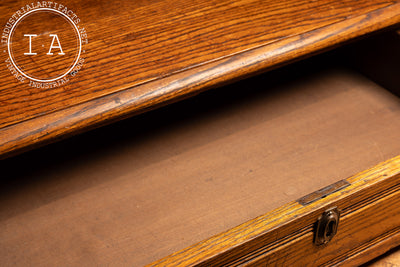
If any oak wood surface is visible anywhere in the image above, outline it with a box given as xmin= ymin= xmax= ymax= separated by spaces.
xmin=1 ymin=0 xmax=400 ymax=157
xmin=342 ymin=233 xmax=400 ymax=266
xmin=1 ymin=67 xmax=400 ymax=266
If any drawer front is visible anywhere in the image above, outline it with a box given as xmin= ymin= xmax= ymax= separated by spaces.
xmin=151 ymin=156 xmax=400 ymax=266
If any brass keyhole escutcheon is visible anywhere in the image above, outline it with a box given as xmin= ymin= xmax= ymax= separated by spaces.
xmin=314 ymin=207 xmax=340 ymax=246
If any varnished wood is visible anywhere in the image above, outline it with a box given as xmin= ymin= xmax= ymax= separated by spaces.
xmin=1 ymin=66 xmax=400 ymax=266
xmin=342 ymin=232 xmax=400 ymax=266
xmin=1 ymin=0 xmax=400 ymax=157
xmin=151 ymin=156 xmax=400 ymax=266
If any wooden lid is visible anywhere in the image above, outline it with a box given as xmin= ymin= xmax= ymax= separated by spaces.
xmin=1 ymin=0 xmax=400 ymax=157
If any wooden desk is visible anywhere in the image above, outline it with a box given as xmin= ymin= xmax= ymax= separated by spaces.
xmin=1 ymin=1 xmax=400 ymax=266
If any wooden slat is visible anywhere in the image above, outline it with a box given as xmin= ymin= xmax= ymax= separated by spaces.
xmin=1 ymin=0 xmax=400 ymax=157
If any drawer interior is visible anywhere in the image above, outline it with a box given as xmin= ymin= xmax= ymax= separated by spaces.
xmin=344 ymin=30 xmax=400 ymax=96
xmin=1 ymin=31 xmax=400 ymax=266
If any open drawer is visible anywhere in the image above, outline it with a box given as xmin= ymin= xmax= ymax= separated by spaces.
xmin=1 ymin=31 xmax=400 ymax=266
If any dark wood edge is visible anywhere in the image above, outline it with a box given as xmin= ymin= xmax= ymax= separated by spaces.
xmin=1 ymin=3 xmax=400 ymax=158
xmin=148 ymin=155 xmax=400 ymax=266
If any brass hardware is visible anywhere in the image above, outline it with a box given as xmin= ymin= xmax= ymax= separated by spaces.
xmin=298 ymin=180 xmax=350 ymax=206
xmin=314 ymin=207 xmax=340 ymax=246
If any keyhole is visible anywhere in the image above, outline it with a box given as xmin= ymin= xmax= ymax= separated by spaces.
xmin=314 ymin=207 xmax=340 ymax=246
xmin=325 ymin=219 xmax=336 ymax=239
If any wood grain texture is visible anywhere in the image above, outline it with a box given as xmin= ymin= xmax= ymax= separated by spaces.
xmin=1 ymin=67 xmax=400 ymax=266
xmin=0 ymin=0 xmax=400 ymax=157
xmin=341 ymin=232 xmax=400 ymax=266
xmin=151 ymin=155 xmax=400 ymax=266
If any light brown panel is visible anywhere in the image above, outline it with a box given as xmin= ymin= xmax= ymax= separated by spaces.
xmin=1 ymin=0 xmax=400 ymax=157
xmin=1 ymin=69 xmax=400 ymax=266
